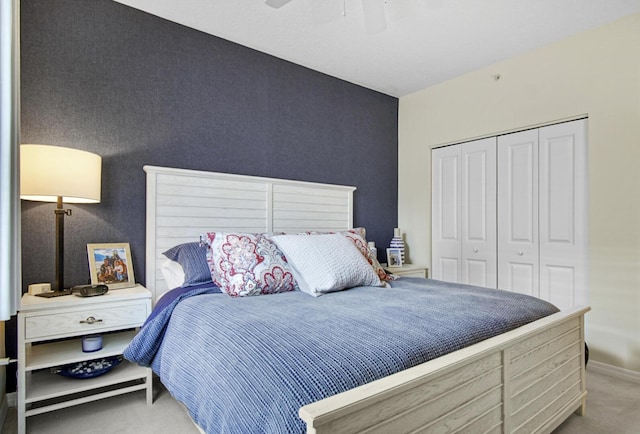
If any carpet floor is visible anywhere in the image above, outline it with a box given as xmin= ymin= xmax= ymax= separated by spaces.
xmin=3 ymin=368 xmax=640 ymax=433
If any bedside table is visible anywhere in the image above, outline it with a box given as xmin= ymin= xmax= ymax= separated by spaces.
xmin=383 ymin=264 xmax=429 ymax=278
xmin=17 ymin=284 xmax=152 ymax=434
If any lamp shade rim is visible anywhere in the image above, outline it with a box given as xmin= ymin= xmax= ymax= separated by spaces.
xmin=20 ymin=195 xmax=101 ymax=204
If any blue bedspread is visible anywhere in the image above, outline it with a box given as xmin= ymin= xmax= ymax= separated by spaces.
xmin=124 ymin=278 xmax=558 ymax=433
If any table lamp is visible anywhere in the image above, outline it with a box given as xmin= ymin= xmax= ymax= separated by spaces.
xmin=20 ymin=144 xmax=102 ymax=297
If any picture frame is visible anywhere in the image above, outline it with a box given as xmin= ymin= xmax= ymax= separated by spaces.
xmin=386 ymin=248 xmax=403 ymax=268
xmin=87 ymin=243 xmax=136 ymax=289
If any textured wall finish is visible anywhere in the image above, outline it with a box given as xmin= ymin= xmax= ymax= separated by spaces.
xmin=20 ymin=0 xmax=398 ymax=292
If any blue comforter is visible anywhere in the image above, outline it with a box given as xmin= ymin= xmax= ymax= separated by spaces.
xmin=124 ymin=278 xmax=558 ymax=433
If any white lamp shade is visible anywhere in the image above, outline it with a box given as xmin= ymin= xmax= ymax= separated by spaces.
xmin=20 ymin=144 xmax=102 ymax=203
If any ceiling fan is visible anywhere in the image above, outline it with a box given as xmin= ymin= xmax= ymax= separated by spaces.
xmin=265 ymin=0 xmax=295 ymax=8
xmin=265 ymin=0 xmax=388 ymax=34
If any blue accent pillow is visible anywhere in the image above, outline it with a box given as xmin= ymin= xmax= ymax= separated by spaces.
xmin=162 ymin=242 xmax=213 ymax=287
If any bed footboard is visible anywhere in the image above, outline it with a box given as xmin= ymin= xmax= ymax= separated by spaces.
xmin=300 ymin=306 xmax=589 ymax=434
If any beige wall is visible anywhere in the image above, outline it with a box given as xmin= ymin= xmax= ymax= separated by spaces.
xmin=398 ymin=13 xmax=640 ymax=371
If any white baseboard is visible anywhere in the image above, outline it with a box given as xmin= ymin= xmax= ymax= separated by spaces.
xmin=7 ymin=391 xmax=16 ymax=408
xmin=589 ymin=360 xmax=640 ymax=384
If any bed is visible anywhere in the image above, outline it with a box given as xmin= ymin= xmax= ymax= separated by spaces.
xmin=127 ymin=165 xmax=589 ymax=433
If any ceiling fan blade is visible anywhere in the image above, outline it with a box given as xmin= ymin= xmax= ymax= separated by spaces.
xmin=265 ymin=0 xmax=294 ymax=8
xmin=362 ymin=0 xmax=387 ymax=34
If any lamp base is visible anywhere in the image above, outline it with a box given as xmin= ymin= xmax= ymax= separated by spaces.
xmin=35 ymin=289 xmax=73 ymax=298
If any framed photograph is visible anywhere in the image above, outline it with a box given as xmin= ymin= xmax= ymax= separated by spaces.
xmin=87 ymin=243 xmax=136 ymax=289
xmin=386 ymin=248 xmax=403 ymax=268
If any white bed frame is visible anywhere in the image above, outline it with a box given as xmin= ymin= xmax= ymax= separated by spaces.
xmin=144 ymin=165 xmax=589 ymax=434
xmin=144 ymin=165 xmax=356 ymax=303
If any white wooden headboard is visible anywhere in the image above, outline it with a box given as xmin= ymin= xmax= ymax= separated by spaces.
xmin=145 ymin=165 xmax=356 ymax=303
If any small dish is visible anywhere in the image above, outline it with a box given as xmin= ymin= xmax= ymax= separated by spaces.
xmin=54 ymin=356 xmax=122 ymax=379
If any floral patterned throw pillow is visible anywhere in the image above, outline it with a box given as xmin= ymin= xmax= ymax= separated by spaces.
xmin=341 ymin=231 xmax=395 ymax=282
xmin=201 ymin=232 xmax=298 ymax=297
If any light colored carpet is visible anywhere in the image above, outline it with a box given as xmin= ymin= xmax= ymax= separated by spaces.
xmin=2 ymin=377 xmax=198 ymax=434
xmin=3 ymin=369 xmax=640 ymax=433
xmin=553 ymin=368 xmax=640 ymax=434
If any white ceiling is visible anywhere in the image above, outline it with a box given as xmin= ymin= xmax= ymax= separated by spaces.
xmin=113 ymin=0 xmax=640 ymax=97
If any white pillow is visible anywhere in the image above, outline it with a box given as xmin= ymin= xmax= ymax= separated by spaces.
xmin=160 ymin=258 xmax=186 ymax=291
xmin=271 ymin=233 xmax=383 ymax=296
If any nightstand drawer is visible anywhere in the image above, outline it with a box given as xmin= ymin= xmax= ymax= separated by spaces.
xmin=393 ymin=269 xmax=427 ymax=278
xmin=382 ymin=264 xmax=429 ymax=279
xmin=25 ymin=301 xmax=149 ymax=341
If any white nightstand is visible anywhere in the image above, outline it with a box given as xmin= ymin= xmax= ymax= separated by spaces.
xmin=17 ymin=284 xmax=153 ymax=434
xmin=383 ymin=264 xmax=429 ymax=278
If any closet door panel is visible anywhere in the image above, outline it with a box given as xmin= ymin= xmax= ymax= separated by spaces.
xmin=461 ymin=138 xmax=497 ymax=288
xmin=539 ymin=119 xmax=588 ymax=309
xmin=542 ymin=265 xmax=576 ymax=309
xmin=497 ymin=129 xmax=539 ymax=296
xmin=508 ymin=263 xmax=536 ymax=296
xmin=432 ymin=146 xmax=461 ymax=282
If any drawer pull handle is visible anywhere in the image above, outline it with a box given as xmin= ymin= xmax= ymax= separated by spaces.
xmin=80 ymin=316 xmax=103 ymax=325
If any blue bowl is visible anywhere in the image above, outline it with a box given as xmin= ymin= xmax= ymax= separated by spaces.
xmin=56 ymin=356 xmax=122 ymax=379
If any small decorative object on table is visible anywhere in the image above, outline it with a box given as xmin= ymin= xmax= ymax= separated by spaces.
xmin=386 ymin=248 xmax=404 ymax=268
xmin=87 ymin=243 xmax=136 ymax=289
xmin=389 ymin=228 xmax=405 ymax=264
xmin=54 ymin=356 xmax=122 ymax=379
xmin=367 ymin=241 xmax=377 ymax=260
xmin=82 ymin=334 xmax=103 ymax=352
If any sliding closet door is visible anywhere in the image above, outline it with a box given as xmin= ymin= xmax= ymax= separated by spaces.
xmin=432 ymin=146 xmax=461 ymax=282
xmin=497 ymin=129 xmax=539 ymax=296
xmin=461 ymin=138 xmax=497 ymax=288
xmin=538 ymin=119 xmax=588 ymax=309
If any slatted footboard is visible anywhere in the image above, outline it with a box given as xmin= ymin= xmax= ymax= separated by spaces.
xmin=300 ymin=306 xmax=589 ymax=434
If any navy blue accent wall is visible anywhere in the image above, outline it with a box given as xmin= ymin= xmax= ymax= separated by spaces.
xmin=20 ymin=0 xmax=398 ymax=290
xmin=8 ymin=0 xmax=397 ymax=391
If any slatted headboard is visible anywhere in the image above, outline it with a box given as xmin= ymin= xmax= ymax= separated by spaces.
xmin=145 ymin=165 xmax=356 ymax=303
